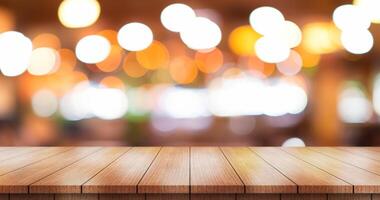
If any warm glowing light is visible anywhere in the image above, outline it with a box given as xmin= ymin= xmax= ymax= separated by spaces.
xmin=340 ymin=29 xmax=373 ymax=54
xmin=98 ymin=29 xmax=118 ymax=45
xmin=302 ymin=22 xmax=341 ymax=54
xmin=169 ymin=56 xmax=198 ymax=84
xmin=100 ymin=76 xmax=125 ymax=90
xmin=244 ymin=56 xmax=276 ymax=78
xmin=255 ymin=36 xmax=290 ymax=63
xmin=89 ymin=88 xmax=128 ymax=120
xmin=160 ymin=3 xmax=196 ymax=32
xmin=282 ymin=137 xmax=306 ymax=147
xmin=249 ymin=6 xmax=285 ymax=35
xmin=58 ymin=0 xmax=100 ymax=28
xmin=32 ymin=33 xmax=61 ymax=50
xmin=195 ymin=48 xmax=223 ymax=74
xmin=0 ymin=31 xmax=32 ymax=77
xmin=96 ymin=45 xmax=123 ymax=72
xmin=180 ymin=17 xmax=222 ymax=50
xmin=354 ymin=0 xmax=380 ymax=23
xmin=75 ymin=35 xmax=111 ymax=64
xmin=276 ymin=50 xmax=303 ymax=76
xmin=122 ymin=52 xmax=148 ymax=78
xmin=0 ymin=7 xmax=15 ymax=32
xmin=339 ymin=85 xmax=371 ymax=123
xmin=296 ymin=47 xmax=320 ymax=68
xmin=117 ymin=22 xmax=153 ymax=51
xmin=58 ymin=49 xmax=76 ymax=72
xmin=269 ymin=20 xmax=302 ymax=48
xmin=28 ymin=48 xmax=60 ymax=76
xmin=333 ymin=4 xmax=371 ymax=31
xmin=136 ymin=41 xmax=170 ymax=70
xmin=32 ymin=89 xmax=58 ymax=117
xmin=228 ymin=25 xmax=261 ymax=56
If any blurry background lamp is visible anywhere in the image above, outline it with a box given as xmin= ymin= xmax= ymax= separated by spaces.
xmin=32 ymin=89 xmax=58 ymax=117
xmin=0 ymin=31 xmax=32 ymax=77
xmin=228 ymin=25 xmax=260 ymax=56
xmin=58 ymin=0 xmax=101 ymax=28
xmin=255 ymin=36 xmax=290 ymax=63
xmin=354 ymin=0 xmax=380 ymax=23
xmin=333 ymin=4 xmax=371 ymax=31
xmin=75 ymin=35 xmax=111 ymax=64
xmin=117 ymin=22 xmax=153 ymax=51
xmin=282 ymin=137 xmax=306 ymax=147
xmin=249 ymin=6 xmax=285 ymax=35
xmin=180 ymin=17 xmax=222 ymax=50
xmin=160 ymin=3 xmax=196 ymax=32
xmin=269 ymin=20 xmax=302 ymax=48
xmin=301 ymin=22 xmax=341 ymax=54
xmin=338 ymin=86 xmax=372 ymax=123
xmin=28 ymin=47 xmax=60 ymax=76
xmin=340 ymin=29 xmax=373 ymax=54
xmin=276 ymin=50 xmax=303 ymax=76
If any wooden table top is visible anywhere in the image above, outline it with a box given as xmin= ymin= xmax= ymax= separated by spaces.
xmin=0 ymin=147 xmax=380 ymax=196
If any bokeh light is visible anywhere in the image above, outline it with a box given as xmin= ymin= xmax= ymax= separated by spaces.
xmin=276 ymin=50 xmax=303 ymax=76
xmin=0 ymin=7 xmax=15 ymax=32
xmin=194 ymin=48 xmax=224 ymax=74
xmin=296 ymin=47 xmax=320 ymax=68
xmin=249 ymin=6 xmax=285 ymax=35
xmin=136 ymin=40 xmax=170 ymax=70
xmin=28 ymin=47 xmax=60 ymax=76
xmin=169 ymin=56 xmax=198 ymax=84
xmin=160 ymin=3 xmax=196 ymax=32
xmin=58 ymin=0 xmax=101 ymax=28
xmin=255 ymin=36 xmax=290 ymax=63
xmin=282 ymin=137 xmax=306 ymax=147
xmin=180 ymin=17 xmax=222 ymax=50
xmin=32 ymin=89 xmax=58 ymax=117
xmin=32 ymin=33 xmax=61 ymax=50
xmin=75 ymin=35 xmax=111 ymax=64
xmin=243 ymin=56 xmax=276 ymax=78
xmin=228 ymin=25 xmax=261 ymax=56
xmin=354 ymin=0 xmax=380 ymax=23
xmin=58 ymin=48 xmax=77 ymax=72
xmin=117 ymin=22 xmax=153 ymax=51
xmin=96 ymin=45 xmax=123 ymax=72
xmin=302 ymin=22 xmax=341 ymax=54
xmin=340 ymin=29 xmax=373 ymax=54
xmin=269 ymin=20 xmax=302 ymax=48
xmin=338 ymin=85 xmax=372 ymax=123
xmin=0 ymin=31 xmax=32 ymax=77
xmin=90 ymin=88 xmax=128 ymax=120
xmin=100 ymin=76 xmax=126 ymax=90
xmin=122 ymin=52 xmax=148 ymax=78
xmin=333 ymin=4 xmax=371 ymax=31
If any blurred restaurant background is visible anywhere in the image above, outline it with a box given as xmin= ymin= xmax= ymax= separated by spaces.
xmin=0 ymin=0 xmax=379 ymax=146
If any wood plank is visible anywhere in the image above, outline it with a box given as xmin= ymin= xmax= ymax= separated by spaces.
xmin=138 ymin=147 xmax=189 ymax=194
xmin=146 ymin=194 xmax=189 ymax=200
xmin=221 ymin=147 xmax=296 ymax=193
xmin=338 ymin=147 xmax=380 ymax=162
xmin=191 ymin=194 xmax=235 ymax=200
xmin=282 ymin=148 xmax=380 ymax=193
xmin=327 ymin=194 xmax=371 ymax=200
xmin=250 ymin=147 xmax=352 ymax=193
xmin=373 ymin=194 xmax=380 ymax=200
xmin=0 ymin=147 xmax=71 ymax=176
xmin=191 ymin=147 xmax=244 ymax=194
xmin=55 ymin=194 xmax=98 ymax=200
xmin=237 ymin=194 xmax=280 ymax=200
xmin=310 ymin=147 xmax=380 ymax=175
xmin=30 ymin=147 xmax=129 ymax=194
xmin=9 ymin=194 xmax=53 ymax=200
xmin=0 ymin=194 xmax=8 ymax=200
xmin=99 ymin=194 xmax=144 ymax=200
xmin=0 ymin=147 xmax=101 ymax=193
xmin=84 ymin=147 xmax=160 ymax=193
xmin=281 ymin=194 xmax=327 ymax=200
xmin=0 ymin=148 xmax=42 ymax=162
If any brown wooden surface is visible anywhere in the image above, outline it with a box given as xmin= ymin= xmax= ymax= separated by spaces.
xmin=338 ymin=147 xmax=380 ymax=162
xmin=84 ymin=147 xmax=160 ymax=193
xmin=250 ymin=147 xmax=352 ymax=193
xmin=282 ymin=148 xmax=380 ymax=193
xmin=191 ymin=147 xmax=244 ymax=193
xmin=138 ymin=147 xmax=189 ymax=193
xmin=30 ymin=147 xmax=129 ymax=194
xmin=221 ymin=147 xmax=296 ymax=194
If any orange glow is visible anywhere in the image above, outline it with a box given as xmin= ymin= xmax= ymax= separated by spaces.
xmin=96 ymin=45 xmax=123 ymax=72
xmin=166 ymin=38 xmax=189 ymax=58
xmin=169 ymin=56 xmax=198 ymax=84
xmin=297 ymin=46 xmax=321 ymax=68
xmin=0 ymin=7 xmax=15 ymax=32
xmin=98 ymin=29 xmax=118 ymax=45
xmin=32 ymin=33 xmax=61 ymax=50
xmin=242 ymin=56 xmax=275 ymax=78
xmin=122 ymin=53 xmax=148 ymax=78
xmin=100 ymin=76 xmax=126 ymax=90
xmin=136 ymin=40 xmax=170 ymax=70
xmin=222 ymin=67 xmax=242 ymax=78
xmin=150 ymin=69 xmax=172 ymax=83
xmin=195 ymin=48 xmax=224 ymax=74
xmin=228 ymin=25 xmax=261 ymax=56
xmin=58 ymin=49 xmax=77 ymax=72
xmin=302 ymin=22 xmax=341 ymax=54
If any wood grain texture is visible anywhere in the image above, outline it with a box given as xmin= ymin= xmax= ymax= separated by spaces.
xmin=221 ymin=147 xmax=296 ymax=193
xmin=310 ymin=147 xmax=380 ymax=175
xmin=191 ymin=194 xmax=235 ymax=200
xmin=327 ymin=194 xmax=371 ymax=200
xmin=0 ymin=147 xmax=41 ymax=162
xmin=281 ymin=194 xmax=327 ymax=200
xmin=138 ymin=147 xmax=189 ymax=194
xmin=55 ymin=194 xmax=98 ymax=200
xmin=146 ymin=194 xmax=189 ymax=200
xmin=191 ymin=147 xmax=244 ymax=194
xmin=9 ymin=194 xmax=53 ymax=200
xmin=30 ymin=147 xmax=129 ymax=194
xmin=237 ymin=194 xmax=280 ymax=200
xmin=282 ymin=148 xmax=380 ymax=193
xmin=99 ymin=194 xmax=145 ymax=200
xmin=338 ymin=147 xmax=380 ymax=161
xmin=250 ymin=147 xmax=352 ymax=194
xmin=0 ymin=147 xmax=71 ymax=176
xmin=84 ymin=147 xmax=160 ymax=193
xmin=0 ymin=147 xmax=100 ymax=193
